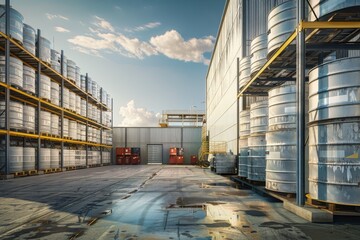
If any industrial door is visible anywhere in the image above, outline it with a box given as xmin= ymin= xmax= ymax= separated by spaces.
xmin=147 ymin=144 xmax=163 ymax=164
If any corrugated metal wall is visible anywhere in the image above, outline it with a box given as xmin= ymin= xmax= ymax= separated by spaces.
xmin=206 ymin=0 xmax=285 ymax=154
xmin=112 ymin=127 xmax=201 ymax=164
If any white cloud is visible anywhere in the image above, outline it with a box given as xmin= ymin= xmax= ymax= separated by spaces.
xmin=54 ymin=27 xmax=70 ymax=33
xmin=68 ymin=16 xmax=214 ymax=64
xmin=134 ymin=22 xmax=161 ymax=31
xmin=150 ymin=30 xmax=215 ymax=65
xmin=94 ymin=16 xmax=115 ymax=32
xmin=115 ymin=6 xmax=122 ymax=10
xmin=46 ymin=13 xmax=69 ymax=21
xmin=119 ymin=100 xmax=160 ymax=127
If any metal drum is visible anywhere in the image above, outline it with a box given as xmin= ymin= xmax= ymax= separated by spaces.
xmin=69 ymin=91 xmax=75 ymax=111
xmin=75 ymin=95 xmax=81 ymax=114
xmin=23 ymin=65 xmax=35 ymax=94
xmin=39 ymin=148 xmax=51 ymax=170
xmin=63 ymin=149 xmax=70 ymax=167
xmin=23 ymin=147 xmax=35 ymax=171
xmin=40 ymin=110 xmax=51 ymax=134
xmin=239 ymin=56 xmax=251 ymax=89
xmin=37 ymin=36 xmax=51 ymax=64
xmin=0 ymin=100 xmax=5 ymax=128
xmin=50 ymin=149 xmax=59 ymax=168
xmin=23 ymin=104 xmax=35 ymax=132
xmin=267 ymin=0 xmax=296 ymax=57
xmin=9 ymin=101 xmax=23 ymax=130
xmin=0 ymin=56 xmax=23 ymax=87
xmin=75 ymin=150 xmax=81 ymax=166
xmin=102 ymin=151 xmax=110 ymax=164
xmin=50 ymin=49 xmax=61 ymax=73
xmin=67 ymin=59 xmax=76 ymax=81
xmin=239 ymin=110 xmax=251 ymax=177
xmin=266 ymin=84 xmax=297 ymax=193
xmin=308 ymin=0 xmax=360 ymax=21
xmin=75 ymin=66 xmax=81 ymax=87
xmin=107 ymin=94 xmax=112 ymax=109
xmin=51 ymin=114 xmax=59 ymax=136
xmin=101 ymin=89 xmax=107 ymax=104
xmin=63 ymin=87 xmax=69 ymax=109
xmin=69 ymin=120 xmax=77 ymax=139
xmin=9 ymin=146 xmax=23 ymax=173
xmin=87 ymin=76 xmax=92 ymax=94
xmin=0 ymin=5 xmax=23 ymax=43
xmin=248 ymin=100 xmax=268 ymax=181
xmin=81 ymin=150 xmax=86 ymax=165
xmin=62 ymin=118 xmax=69 ymax=137
xmin=250 ymin=100 xmax=268 ymax=134
xmin=248 ymin=135 xmax=267 ymax=181
xmin=92 ymin=80 xmax=98 ymax=98
xmin=81 ymin=98 xmax=86 ymax=117
xmin=77 ymin=122 xmax=81 ymax=140
xmin=62 ymin=55 xmax=67 ymax=78
xmin=39 ymin=74 xmax=51 ymax=100
xmin=87 ymin=127 xmax=93 ymax=142
xmin=70 ymin=149 xmax=76 ymax=166
xmin=23 ymin=23 xmax=35 ymax=55
xmin=250 ymin=33 xmax=267 ymax=75
xmin=51 ymin=81 xmax=60 ymax=106
xmin=80 ymin=75 xmax=86 ymax=91
xmin=308 ymin=57 xmax=360 ymax=205
xmin=80 ymin=124 xmax=86 ymax=141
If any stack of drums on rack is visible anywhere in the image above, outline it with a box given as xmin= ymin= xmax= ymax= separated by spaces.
xmin=239 ymin=56 xmax=250 ymax=89
xmin=51 ymin=149 xmax=60 ymax=168
xmin=0 ymin=5 xmax=23 ymax=43
xmin=51 ymin=49 xmax=61 ymax=73
xmin=39 ymin=148 xmax=51 ymax=170
xmin=67 ymin=59 xmax=76 ymax=82
xmin=308 ymin=57 xmax=360 ymax=205
xmin=37 ymin=36 xmax=51 ymax=64
xmin=248 ymin=100 xmax=268 ymax=181
xmin=51 ymin=81 xmax=60 ymax=105
xmin=39 ymin=74 xmax=51 ymax=100
xmin=250 ymin=33 xmax=267 ymax=75
xmin=51 ymin=114 xmax=59 ymax=136
xmin=40 ymin=110 xmax=51 ymax=134
xmin=23 ymin=65 xmax=35 ymax=94
xmin=23 ymin=23 xmax=35 ymax=55
xmin=239 ymin=110 xmax=250 ymax=178
xmin=63 ymin=88 xmax=70 ymax=109
xmin=23 ymin=104 xmax=35 ymax=132
xmin=267 ymin=0 xmax=296 ymax=57
xmin=266 ymin=84 xmax=298 ymax=193
xmin=0 ymin=56 xmax=23 ymax=88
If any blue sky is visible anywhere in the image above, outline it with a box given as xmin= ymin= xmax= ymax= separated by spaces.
xmin=9 ymin=0 xmax=225 ymax=126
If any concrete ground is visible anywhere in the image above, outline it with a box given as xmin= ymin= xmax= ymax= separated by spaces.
xmin=0 ymin=165 xmax=359 ymax=240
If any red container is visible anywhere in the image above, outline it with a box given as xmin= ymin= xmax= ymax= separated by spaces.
xmin=169 ymin=148 xmax=177 ymax=156
xmin=177 ymin=156 xmax=184 ymax=165
xmin=116 ymin=147 xmax=125 ymax=156
xmin=116 ymin=156 xmax=124 ymax=165
xmin=131 ymin=156 xmax=140 ymax=165
xmin=169 ymin=155 xmax=177 ymax=164
xmin=124 ymin=148 xmax=131 ymax=156
xmin=191 ymin=155 xmax=198 ymax=165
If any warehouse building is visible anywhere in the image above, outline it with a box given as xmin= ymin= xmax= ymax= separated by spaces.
xmin=0 ymin=0 xmax=360 ymax=239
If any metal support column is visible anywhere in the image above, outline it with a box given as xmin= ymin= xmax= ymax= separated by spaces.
xmin=36 ymin=29 xmax=41 ymax=171
xmin=236 ymin=57 xmax=240 ymax=160
xmin=111 ymin=98 xmax=114 ymax=164
xmin=4 ymin=0 xmax=10 ymax=175
xmin=296 ymin=0 xmax=306 ymax=206
xmin=85 ymin=73 xmax=89 ymax=166
xmin=60 ymin=50 xmax=65 ymax=169
xmin=100 ymin=88 xmax=103 ymax=164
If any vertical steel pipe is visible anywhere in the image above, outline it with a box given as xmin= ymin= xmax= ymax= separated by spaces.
xmin=4 ymin=0 xmax=10 ymax=175
xmin=85 ymin=73 xmax=89 ymax=166
xmin=36 ymin=29 xmax=41 ymax=172
xmin=296 ymin=0 xmax=306 ymax=206
xmin=60 ymin=50 xmax=65 ymax=169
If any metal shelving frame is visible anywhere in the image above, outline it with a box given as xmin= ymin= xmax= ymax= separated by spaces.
xmin=237 ymin=0 xmax=360 ymax=206
xmin=0 ymin=0 xmax=113 ymax=176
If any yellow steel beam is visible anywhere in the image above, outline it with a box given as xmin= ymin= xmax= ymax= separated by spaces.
xmin=301 ymin=21 xmax=360 ymax=30
xmin=237 ymin=30 xmax=297 ymax=97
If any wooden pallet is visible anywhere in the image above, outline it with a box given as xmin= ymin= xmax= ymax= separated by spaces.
xmin=40 ymin=98 xmax=51 ymax=103
xmin=65 ymin=166 xmax=76 ymax=171
xmin=40 ymin=132 xmax=52 ymax=137
xmin=306 ymin=194 xmax=360 ymax=216
xmin=25 ymin=170 xmax=38 ymax=175
xmin=13 ymin=171 xmax=26 ymax=177
xmin=88 ymin=164 xmax=101 ymax=168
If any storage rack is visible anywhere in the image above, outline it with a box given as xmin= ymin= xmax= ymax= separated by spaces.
xmin=236 ymin=1 xmax=360 ymax=206
xmin=0 ymin=1 xmax=113 ymax=177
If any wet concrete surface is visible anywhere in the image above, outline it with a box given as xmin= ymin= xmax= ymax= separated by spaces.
xmin=0 ymin=165 xmax=359 ymax=239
